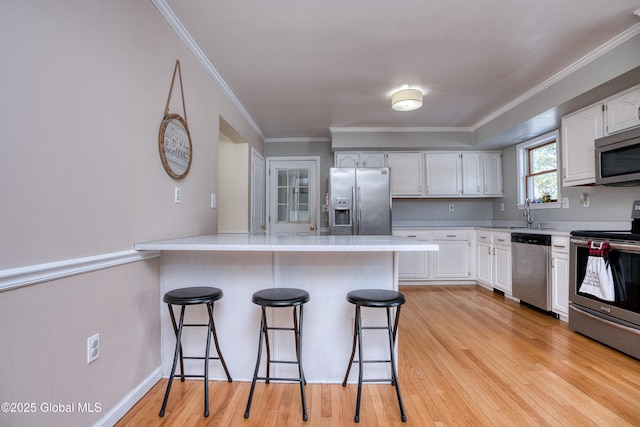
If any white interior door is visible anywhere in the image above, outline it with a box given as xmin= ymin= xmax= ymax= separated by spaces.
xmin=267 ymin=157 xmax=320 ymax=235
xmin=251 ymin=148 xmax=265 ymax=235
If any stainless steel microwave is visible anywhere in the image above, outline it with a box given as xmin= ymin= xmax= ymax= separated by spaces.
xmin=595 ymin=127 xmax=640 ymax=186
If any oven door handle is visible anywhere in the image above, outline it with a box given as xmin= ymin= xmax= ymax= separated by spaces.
xmin=571 ymin=238 xmax=640 ymax=253
xmin=570 ymin=304 xmax=640 ymax=336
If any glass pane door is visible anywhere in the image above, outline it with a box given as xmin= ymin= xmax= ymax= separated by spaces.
xmin=277 ymin=169 xmax=309 ymax=222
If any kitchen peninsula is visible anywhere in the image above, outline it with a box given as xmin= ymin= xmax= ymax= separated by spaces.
xmin=134 ymin=234 xmax=438 ymax=383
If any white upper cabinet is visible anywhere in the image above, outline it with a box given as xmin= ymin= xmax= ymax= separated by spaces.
xmin=337 ymin=150 xmax=502 ymax=198
xmin=387 ymin=152 xmax=424 ymax=196
xmin=425 ymin=152 xmax=461 ymax=196
xmin=605 ymin=85 xmax=640 ymax=135
xmin=335 ymin=152 xmax=385 ymax=168
xmin=561 ymin=103 xmax=604 ymax=186
xmin=482 ymin=152 xmax=503 ymax=196
xmin=461 ymin=152 xmax=502 ymax=197
xmin=461 ymin=152 xmax=483 ymax=196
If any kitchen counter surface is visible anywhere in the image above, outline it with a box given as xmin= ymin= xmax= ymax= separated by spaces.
xmin=135 ymin=234 xmax=439 ymax=252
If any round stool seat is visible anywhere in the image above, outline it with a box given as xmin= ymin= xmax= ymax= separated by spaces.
xmin=346 ymin=289 xmax=405 ymax=308
xmin=163 ymin=286 xmax=223 ymax=305
xmin=252 ymin=288 xmax=310 ymax=307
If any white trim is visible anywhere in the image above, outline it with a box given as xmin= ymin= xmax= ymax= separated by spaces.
xmin=151 ymin=0 xmax=265 ymax=140
xmin=473 ymin=23 xmax=640 ymax=130
xmin=0 ymin=250 xmax=161 ymax=293
xmin=264 ymin=137 xmax=331 ymax=143
xmin=330 ymin=126 xmax=473 ymax=133
xmin=93 ymin=366 xmax=162 ymax=427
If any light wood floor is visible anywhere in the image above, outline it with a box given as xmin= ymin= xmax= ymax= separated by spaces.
xmin=116 ymin=285 xmax=640 ymax=426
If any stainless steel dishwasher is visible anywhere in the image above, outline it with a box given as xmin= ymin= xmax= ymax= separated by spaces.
xmin=511 ymin=233 xmax=552 ymax=312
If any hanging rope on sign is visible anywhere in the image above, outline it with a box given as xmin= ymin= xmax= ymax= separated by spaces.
xmin=158 ymin=60 xmax=193 ymax=180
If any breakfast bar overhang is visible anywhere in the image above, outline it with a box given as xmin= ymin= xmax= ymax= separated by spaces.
xmin=134 ymin=234 xmax=438 ymax=383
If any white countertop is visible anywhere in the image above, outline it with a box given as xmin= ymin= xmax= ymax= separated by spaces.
xmin=134 ymin=234 xmax=439 ymax=252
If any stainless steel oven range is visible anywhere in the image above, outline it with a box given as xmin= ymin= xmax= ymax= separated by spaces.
xmin=569 ymin=201 xmax=640 ymax=359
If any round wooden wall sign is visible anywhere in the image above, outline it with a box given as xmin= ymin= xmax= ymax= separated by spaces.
xmin=158 ymin=113 xmax=192 ymax=179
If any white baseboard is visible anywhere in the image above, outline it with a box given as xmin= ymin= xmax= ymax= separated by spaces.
xmin=94 ymin=366 xmax=163 ymax=427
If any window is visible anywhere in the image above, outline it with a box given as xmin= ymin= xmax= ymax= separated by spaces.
xmin=517 ymin=130 xmax=561 ymax=208
xmin=526 ymin=141 xmax=557 ymax=201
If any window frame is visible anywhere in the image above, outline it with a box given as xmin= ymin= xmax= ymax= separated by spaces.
xmin=516 ymin=130 xmax=561 ymax=210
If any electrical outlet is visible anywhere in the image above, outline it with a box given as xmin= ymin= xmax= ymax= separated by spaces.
xmin=580 ymin=193 xmax=590 ymax=207
xmin=174 ymin=187 xmax=181 ymax=204
xmin=210 ymin=192 xmax=216 ymax=209
xmin=500 ymin=203 xmax=505 ymax=211
xmin=87 ymin=334 xmax=100 ymax=364
xmin=562 ymin=197 xmax=569 ymax=209
xmin=449 ymin=204 xmax=454 ymax=212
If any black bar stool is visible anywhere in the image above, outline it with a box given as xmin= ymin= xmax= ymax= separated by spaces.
xmin=342 ymin=289 xmax=407 ymax=423
xmin=244 ymin=288 xmax=310 ymax=421
xmin=159 ymin=286 xmax=232 ymax=418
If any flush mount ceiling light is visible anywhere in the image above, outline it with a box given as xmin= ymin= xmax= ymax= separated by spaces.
xmin=391 ymin=88 xmax=423 ymax=112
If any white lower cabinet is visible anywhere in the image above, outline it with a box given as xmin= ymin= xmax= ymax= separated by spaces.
xmin=477 ymin=239 xmax=492 ymax=284
xmin=551 ymin=236 xmax=570 ymax=322
xmin=393 ymin=229 xmax=432 ymax=280
xmin=476 ymin=230 xmax=512 ymax=295
xmin=493 ymin=237 xmax=511 ymax=294
xmin=432 ymin=230 xmax=472 ymax=279
xmin=394 ymin=229 xmax=474 ymax=282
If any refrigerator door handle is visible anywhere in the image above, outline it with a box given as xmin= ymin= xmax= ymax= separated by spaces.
xmin=356 ymin=186 xmax=362 ymax=235
xmin=352 ymin=186 xmax=357 ymax=235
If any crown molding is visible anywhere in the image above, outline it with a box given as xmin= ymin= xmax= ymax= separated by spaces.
xmin=264 ymin=137 xmax=331 ymax=143
xmin=151 ymin=0 xmax=265 ymax=140
xmin=472 ymin=22 xmax=640 ymax=130
xmin=330 ymin=126 xmax=473 ymax=133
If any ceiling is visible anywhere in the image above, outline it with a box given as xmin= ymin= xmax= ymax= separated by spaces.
xmin=162 ymin=0 xmax=640 ymax=142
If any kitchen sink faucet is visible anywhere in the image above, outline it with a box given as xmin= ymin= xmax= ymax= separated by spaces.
xmin=523 ymin=198 xmax=534 ymax=228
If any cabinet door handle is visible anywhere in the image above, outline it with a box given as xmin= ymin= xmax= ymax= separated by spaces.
xmin=488 ymin=247 xmax=491 ymax=255
xmin=497 ymin=238 xmax=505 ymax=242
xmin=446 ymin=234 xmax=456 ymax=238
xmin=493 ymin=248 xmax=496 ymax=255
xmin=553 ymin=244 xmax=566 ymax=249
xmin=407 ymin=235 xmax=417 ymax=238
xmin=637 ymin=106 xmax=640 ymax=120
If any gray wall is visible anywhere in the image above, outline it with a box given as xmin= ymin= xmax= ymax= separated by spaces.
xmin=393 ymin=199 xmax=494 ymax=223
xmin=494 ymin=145 xmax=640 ymax=224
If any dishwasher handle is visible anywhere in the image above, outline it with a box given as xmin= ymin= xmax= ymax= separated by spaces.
xmin=511 ymin=233 xmax=551 ymax=246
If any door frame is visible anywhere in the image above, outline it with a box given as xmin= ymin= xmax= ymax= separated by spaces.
xmin=250 ymin=148 xmax=266 ymax=235
xmin=266 ymin=156 xmax=321 ymax=235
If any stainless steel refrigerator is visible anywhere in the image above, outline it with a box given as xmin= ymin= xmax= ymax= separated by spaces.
xmin=329 ymin=167 xmax=392 ymax=235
